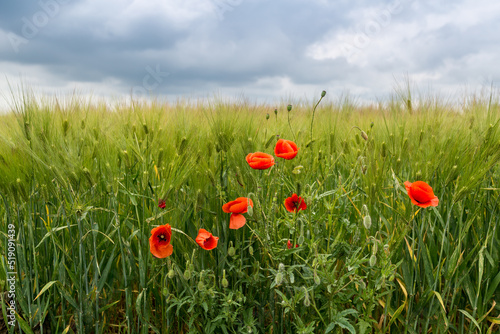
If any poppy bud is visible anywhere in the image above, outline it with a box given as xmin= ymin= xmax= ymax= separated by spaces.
xmin=361 ymin=204 xmax=369 ymax=216
xmin=274 ymin=108 xmax=278 ymax=116
xmin=287 ymin=104 xmax=292 ymax=112
xmin=266 ymin=113 xmax=270 ymax=120
xmin=167 ymin=269 xmax=175 ymax=279
xmin=361 ymin=131 xmax=368 ymax=141
xmin=197 ymin=280 xmax=205 ymax=291
xmin=275 ymin=272 xmax=283 ymax=286
xmin=321 ymin=90 xmax=326 ymax=98
xmin=247 ymin=205 xmax=253 ymax=217
xmin=313 ymin=270 xmax=320 ymax=285
xmin=228 ymin=241 xmax=236 ymax=257
xmin=183 ymin=269 xmax=191 ymax=280
xmin=298 ymin=235 xmax=304 ymax=245
xmin=303 ymin=287 xmax=311 ymax=307
xmin=248 ymin=246 xmax=254 ymax=256
xmin=222 ymin=270 xmax=229 ymax=288
xmin=369 ymin=254 xmax=377 ymax=267
xmin=363 ymin=215 xmax=372 ymax=230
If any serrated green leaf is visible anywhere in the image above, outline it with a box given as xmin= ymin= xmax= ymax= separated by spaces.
xmin=336 ymin=318 xmax=356 ymax=334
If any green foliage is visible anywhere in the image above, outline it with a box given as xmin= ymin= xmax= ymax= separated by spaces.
xmin=0 ymin=91 xmax=500 ymax=333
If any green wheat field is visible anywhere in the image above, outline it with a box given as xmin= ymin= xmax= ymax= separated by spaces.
xmin=0 ymin=89 xmax=499 ymax=333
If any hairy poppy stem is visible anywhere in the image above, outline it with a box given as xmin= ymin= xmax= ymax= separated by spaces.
xmin=287 ymin=104 xmax=297 ymax=142
xmin=310 ymin=91 xmax=326 ymax=146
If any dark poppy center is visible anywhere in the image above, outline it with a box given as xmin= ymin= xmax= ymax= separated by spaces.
xmin=157 ymin=234 xmax=167 ymax=243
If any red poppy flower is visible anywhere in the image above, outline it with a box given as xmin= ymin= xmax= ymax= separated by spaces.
xmin=274 ymin=139 xmax=299 ymax=160
xmin=287 ymin=240 xmax=299 ymax=249
xmin=195 ymin=229 xmax=219 ymax=250
xmin=404 ymin=181 xmax=439 ymax=208
xmin=149 ymin=224 xmax=173 ymax=258
xmin=158 ymin=199 xmax=166 ymax=209
xmin=222 ymin=197 xmax=254 ymax=229
xmin=246 ymin=152 xmax=275 ymax=170
xmin=284 ymin=193 xmax=307 ymax=212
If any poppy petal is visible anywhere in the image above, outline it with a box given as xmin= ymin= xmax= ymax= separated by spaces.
xmin=284 ymin=197 xmax=296 ymax=212
xmin=229 ymin=213 xmax=246 ymax=229
xmin=150 ymin=243 xmax=173 ymax=259
xmin=405 ymin=180 xmax=439 ymax=208
xmin=203 ymin=236 xmax=219 ymax=250
xmin=196 ymin=229 xmax=219 ymax=250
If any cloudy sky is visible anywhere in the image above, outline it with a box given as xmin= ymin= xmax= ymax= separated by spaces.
xmin=1 ymin=0 xmax=499 ymax=110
